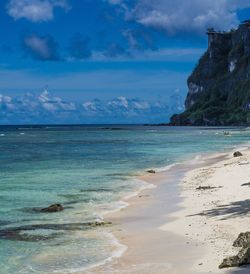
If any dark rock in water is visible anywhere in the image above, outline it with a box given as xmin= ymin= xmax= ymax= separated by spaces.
xmin=0 ymin=220 xmax=13 ymax=226
xmin=233 ymin=232 xmax=250 ymax=248
xmin=0 ymin=221 xmax=112 ymax=242
xmin=147 ymin=169 xmax=156 ymax=174
xmin=234 ymin=151 xmax=243 ymax=157
xmin=102 ymin=127 xmax=124 ymax=130
xmin=41 ymin=204 xmax=64 ymax=213
xmin=0 ymin=228 xmax=61 ymax=242
xmin=2 ymin=231 xmax=59 ymax=242
xmin=80 ymin=188 xmax=113 ymax=193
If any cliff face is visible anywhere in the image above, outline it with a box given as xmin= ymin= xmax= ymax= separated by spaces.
xmin=170 ymin=22 xmax=250 ymax=126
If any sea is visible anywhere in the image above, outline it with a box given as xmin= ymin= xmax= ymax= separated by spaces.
xmin=0 ymin=125 xmax=249 ymax=273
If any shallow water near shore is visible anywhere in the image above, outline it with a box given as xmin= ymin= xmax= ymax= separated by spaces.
xmin=0 ymin=125 xmax=250 ymax=273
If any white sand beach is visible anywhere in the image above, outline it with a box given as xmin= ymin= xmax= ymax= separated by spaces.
xmin=85 ymin=146 xmax=250 ymax=274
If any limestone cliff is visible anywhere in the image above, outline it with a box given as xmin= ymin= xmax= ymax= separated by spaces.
xmin=170 ymin=21 xmax=250 ymax=126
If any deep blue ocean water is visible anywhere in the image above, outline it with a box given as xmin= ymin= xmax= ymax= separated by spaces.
xmin=0 ymin=125 xmax=249 ymax=273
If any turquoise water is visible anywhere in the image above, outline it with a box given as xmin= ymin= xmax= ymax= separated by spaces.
xmin=0 ymin=125 xmax=250 ymax=273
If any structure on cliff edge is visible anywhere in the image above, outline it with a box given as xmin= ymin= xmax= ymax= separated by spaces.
xmin=170 ymin=20 xmax=250 ymax=126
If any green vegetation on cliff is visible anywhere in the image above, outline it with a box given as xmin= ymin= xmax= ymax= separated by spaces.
xmin=170 ymin=22 xmax=250 ymax=126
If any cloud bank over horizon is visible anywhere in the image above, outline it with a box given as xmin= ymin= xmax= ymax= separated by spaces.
xmin=0 ymin=90 xmax=184 ymax=124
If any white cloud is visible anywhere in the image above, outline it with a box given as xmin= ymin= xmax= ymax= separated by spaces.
xmin=23 ymin=34 xmax=60 ymax=60
xmin=132 ymin=100 xmax=149 ymax=109
xmin=0 ymin=94 xmax=16 ymax=110
xmin=38 ymin=89 xmax=50 ymax=103
xmin=38 ymin=89 xmax=76 ymax=112
xmin=108 ymin=96 xmax=129 ymax=108
xmin=122 ymin=29 xmax=139 ymax=50
xmin=83 ymin=101 xmax=97 ymax=112
xmin=7 ymin=0 xmax=69 ymax=22
xmin=25 ymin=36 xmax=51 ymax=59
xmin=112 ymin=0 xmax=250 ymax=34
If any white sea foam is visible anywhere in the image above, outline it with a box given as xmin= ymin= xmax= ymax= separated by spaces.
xmin=123 ymin=179 xmax=156 ymax=200
xmin=154 ymin=157 xmax=202 ymax=172
xmin=96 ymin=178 xmax=156 ymax=220
xmin=101 ymin=232 xmax=128 ymax=261
xmin=55 ymin=160 xmax=198 ymax=273
xmin=98 ymin=200 xmax=129 ymax=218
xmin=232 ymin=144 xmax=250 ymax=151
xmin=155 ymin=163 xmax=180 ymax=172
xmin=48 ymin=232 xmax=127 ymax=274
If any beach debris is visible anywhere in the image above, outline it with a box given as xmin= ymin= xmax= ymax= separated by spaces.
xmin=41 ymin=204 xmax=64 ymax=213
xmin=147 ymin=169 xmax=156 ymax=174
xmin=233 ymin=151 xmax=243 ymax=157
xmin=196 ymin=186 xmax=222 ymax=190
xmin=219 ymin=232 xmax=250 ymax=268
xmin=138 ymin=194 xmax=150 ymax=198
xmin=241 ymin=182 xmax=250 ymax=187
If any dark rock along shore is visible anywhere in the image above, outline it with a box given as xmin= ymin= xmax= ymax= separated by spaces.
xmin=170 ymin=20 xmax=250 ymax=126
xmin=219 ymin=232 xmax=250 ymax=268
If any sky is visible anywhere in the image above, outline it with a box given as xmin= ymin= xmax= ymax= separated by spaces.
xmin=1 ymin=0 xmax=250 ymax=124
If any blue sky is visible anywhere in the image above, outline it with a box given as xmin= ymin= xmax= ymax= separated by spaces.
xmin=1 ymin=0 xmax=250 ymax=124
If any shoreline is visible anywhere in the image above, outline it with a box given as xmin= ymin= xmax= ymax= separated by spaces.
xmin=85 ymin=147 xmax=248 ymax=273
xmin=84 ymin=144 xmax=250 ymax=274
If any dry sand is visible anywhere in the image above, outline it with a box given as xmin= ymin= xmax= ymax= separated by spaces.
xmin=84 ymin=146 xmax=250 ymax=274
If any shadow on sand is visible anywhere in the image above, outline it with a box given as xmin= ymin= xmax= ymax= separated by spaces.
xmin=189 ymin=199 xmax=250 ymax=220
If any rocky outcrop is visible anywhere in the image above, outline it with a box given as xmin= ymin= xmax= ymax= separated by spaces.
xmin=170 ymin=21 xmax=250 ymax=126
xmin=219 ymin=232 xmax=250 ymax=268
xmin=233 ymin=232 xmax=250 ymax=248
xmin=41 ymin=204 xmax=64 ymax=213
xmin=147 ymin=169 xmax=156 ymax=174
xmin=0 ymin=221 xmax=112 ymax=242
xmin=219 ymin=247 xmax=250 ymax=268
xmin=233 ymin=151 xmax=243 ymax=157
